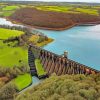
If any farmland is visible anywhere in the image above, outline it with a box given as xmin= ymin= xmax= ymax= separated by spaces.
xmin=0 ymin=28 xmax=27 ymax=68
xmin=0 ymin=4 xmax=21 ymax=17
xmin=35 ymin=5 xmax=99 ymax=15
xmin=0 ymin=1 xmax=100 ymax=99
xmin=0 ymin=28 xmax=24 ymax=39
xmin=0 ymin=27 xmax=30 ymax=93
xmin=0 ymin=26 xmax=53 ymax=94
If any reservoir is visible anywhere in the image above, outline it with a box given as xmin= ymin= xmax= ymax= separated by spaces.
xmin=0 ymin=18 xmax=100 ymax=70
xmin=38 ymin=25 xmax=100 ymax=70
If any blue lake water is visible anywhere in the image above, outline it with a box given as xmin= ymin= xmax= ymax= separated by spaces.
xmin=38 ymin=25 xmax=100 ymax=70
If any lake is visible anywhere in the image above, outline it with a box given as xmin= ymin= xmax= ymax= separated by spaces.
xmin=0 ymin=18 xmax=100 ymax=70
xmin=38 ymin=25 xmax=100 ymax=70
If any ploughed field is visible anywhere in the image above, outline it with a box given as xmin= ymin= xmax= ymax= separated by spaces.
xmin=9 ymin=7 xmax=100 ymax=30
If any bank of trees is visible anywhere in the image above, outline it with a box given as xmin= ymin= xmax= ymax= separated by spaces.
xmin=16 ymin=74 xmax=100 ymax=100
xmin=0 ymin=82 xmax=17 ymax=100
xmin=0 ymin=66 xmax=30 ymax=79
xmin=0 ymin=66 xmax=30 ymax=100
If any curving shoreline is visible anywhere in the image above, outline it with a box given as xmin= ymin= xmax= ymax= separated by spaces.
xmin=5 ymin=17 xmax=100 ymax=31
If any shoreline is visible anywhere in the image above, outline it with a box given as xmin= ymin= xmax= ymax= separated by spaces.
xmin=6 ymin=17 xmax=100 ymax=31
xmin=6 ymin=17 xmax=77 ymax=31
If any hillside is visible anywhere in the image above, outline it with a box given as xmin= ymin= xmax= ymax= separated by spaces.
xmin=16 ymin=74 xmax=100 ymax=100
xmin=9 ymin=7 xmax=100 ymax=30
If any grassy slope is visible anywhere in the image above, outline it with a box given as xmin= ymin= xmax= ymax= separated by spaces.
xmin=0 ymin=5 xmax=20 ymax=17
xmin=2 ymin=6 xmax=19 ymax=11
xmin=0 ymin=28 xmax=31 ymax=91
xmin=35 ymin=59 xmax=46 ymax=76
xmin=13 ymin=73 xmax=32 ymax=91
xmin=0 ymin=41 xmax=28 ymax=67
xmin=0 ymin=28 xmax=27 ymax=68
xmin=36 ymin=6 xmax=73 ymax=13
xmin=0 ymin=28 xmax=24 ymax=39
xmin=16 ymin=74 xmax=100 ymax=100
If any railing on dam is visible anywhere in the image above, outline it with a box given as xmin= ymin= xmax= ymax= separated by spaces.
xmin=28 ymin=44 xmax=100 ymax=76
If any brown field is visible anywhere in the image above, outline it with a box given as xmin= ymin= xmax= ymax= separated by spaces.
xmin=9 ymin=8 xmax=100 ymax=30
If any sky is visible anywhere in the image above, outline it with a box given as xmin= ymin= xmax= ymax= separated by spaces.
xmin=6 ymin=0 xmax=100 ymax=3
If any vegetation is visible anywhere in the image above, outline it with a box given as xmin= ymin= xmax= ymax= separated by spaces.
xmin=0 ymin=4 xmax=20 ymax=17
xmin=35 ymin=5 xmax=100 ymax=15
xmin=0 ymin=67 xmax=30 ymax=99
xmin=0 ymin=2 xmax=100 ymax=17
xmin=0 ymin=27 xmax=31 ymax=93
xmin=2 ymin=6 xmax=19 ymax=11
xmin=0 ymin=28 xmax=24 ymax=39
xmin=0 ymin=82 xmax=17 ymax=100
xmin=13 ymin=73 xmax=32 ymax=91
xmin=1 ymin=11 xmax=14 ymax=17
xmin=0 ymin=25 xmax=52 ymax=95
xmin=29 ymin=34 xmax=53 ymax=47
xmin=0 ymin=28 xmax=27 ymax=68
xmin=16 ymin=74 xmax=100 ymax=100
xmin=35 ymin=59 xmax=46 ymax=76
xmin=75 ymin=8 xmax=99 ymax=16
xmin=35 ymin=6 xmax=73 ymax=13
xmin=0 ymin=41 xmax=28 ymax=67
xmin=0 ymin=2 xmax=100 ymax=100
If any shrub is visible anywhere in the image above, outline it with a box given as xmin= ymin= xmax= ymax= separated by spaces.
xmin=0 ymin=82 xmax=17 ymax=100
xmin=15 ymin=74 xmax=100 ymax=100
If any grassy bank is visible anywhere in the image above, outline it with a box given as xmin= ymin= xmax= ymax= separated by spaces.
xmin=0 ymin=41 xmax=28 ymax=67
xmin=0 ymin=28 xmax=24 ymax=39
xmin=35 ymin=59 xmax=46 ymax=76
xmin=0 ymin=28 xmax=27 ymax=68
xmin=15 ymin=74 xmax=100 ymax=100
xmin=13 ymin=73 xmax=32 ymax=91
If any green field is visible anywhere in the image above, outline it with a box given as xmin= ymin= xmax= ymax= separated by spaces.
xmin=0 ymin=28 xmax=24 ymax=39
xmin=35 ymin=6 xmax=73 ymax=13
xmin=0 ymin=3 xmax=100 ymax=17
xmin=0 ymin=5 xmax=20 ymax=17
xmin=35 ymin=59 xmax=46 ymax=76
xmin=0 ymin=28 xmax=28 ymax=68
xmin=35 ymin=5 xmax=100 ymax=15
xmin=0 ymin=27 xmax=31 ymax=91
xmin=0 ymin=41 xmax=28 ymax=68
xmin=75 ymin=8 xmax=99 ymax=15
xmin=13 ymin=73 xmax=32 ymax=91
xmin=1 ymin=11 xmax=14 ymax=17
xmin=2 ymin=6 xmax=19 ymax=11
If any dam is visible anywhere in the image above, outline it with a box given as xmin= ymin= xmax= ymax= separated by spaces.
xmin=28 ymin=44 xmax=100 ymax=78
